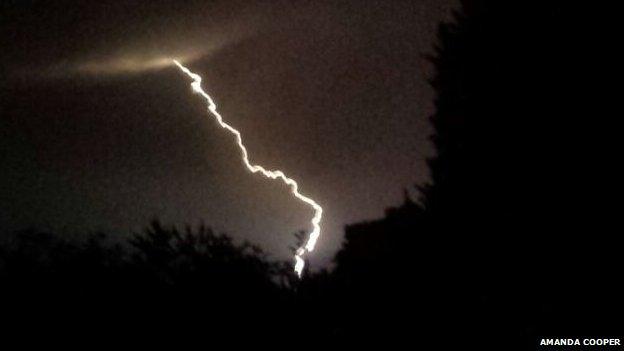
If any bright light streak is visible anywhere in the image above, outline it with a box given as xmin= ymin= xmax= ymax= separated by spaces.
xmin=172 ymin=59 xmax=322 ymax=277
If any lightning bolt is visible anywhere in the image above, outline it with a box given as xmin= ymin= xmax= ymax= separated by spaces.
xmin=172 ymin=59 xmax=322 ymax=277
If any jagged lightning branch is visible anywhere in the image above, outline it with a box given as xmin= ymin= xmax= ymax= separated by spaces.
xmin=172 ymin=59 xmax=322 ymax=277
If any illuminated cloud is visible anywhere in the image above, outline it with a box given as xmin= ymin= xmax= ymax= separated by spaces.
xmin=69 ymin=36 xmax=241 ymax=76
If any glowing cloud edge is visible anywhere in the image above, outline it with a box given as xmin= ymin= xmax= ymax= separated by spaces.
xmin=172 ymin=59 xmax=322 ymax=277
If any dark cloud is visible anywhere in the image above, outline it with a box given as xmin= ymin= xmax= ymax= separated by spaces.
xmin=1 ymin=0 xmax=457 ymax=267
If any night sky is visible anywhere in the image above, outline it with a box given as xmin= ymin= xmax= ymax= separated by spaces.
xmin=1 ymin=0 xmax=457 ymax=267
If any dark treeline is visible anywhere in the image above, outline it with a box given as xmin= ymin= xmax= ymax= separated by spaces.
xmin=1 ymin=1 xmax=619 ymax=348
xmin=1 ymin=222 xmax=298 ymax=344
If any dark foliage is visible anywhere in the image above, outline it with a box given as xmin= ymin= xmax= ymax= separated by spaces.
xmin=0 ymin=222 xmax=297 ymax=345
xmin=327 ymin=0 xmax=621 ymax=349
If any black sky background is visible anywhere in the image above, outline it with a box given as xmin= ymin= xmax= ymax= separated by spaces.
xmin=1 ymin=0 xmax=457 ymax=267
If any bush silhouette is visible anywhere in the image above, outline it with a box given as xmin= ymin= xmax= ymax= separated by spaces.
xmin=0 ymin=221 xmax=297 ymax=343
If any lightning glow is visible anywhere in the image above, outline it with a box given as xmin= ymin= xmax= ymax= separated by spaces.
xmin=172 ymin=59 xmax=322 ymax=277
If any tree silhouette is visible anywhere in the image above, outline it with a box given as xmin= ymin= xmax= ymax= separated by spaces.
xmin=326 ymin=0 xmax=621 ymax=348
xmin=423 ymin=1 xmax=622 ymax=345
xmin=0 ymin=222 xmax=297 ymax=343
